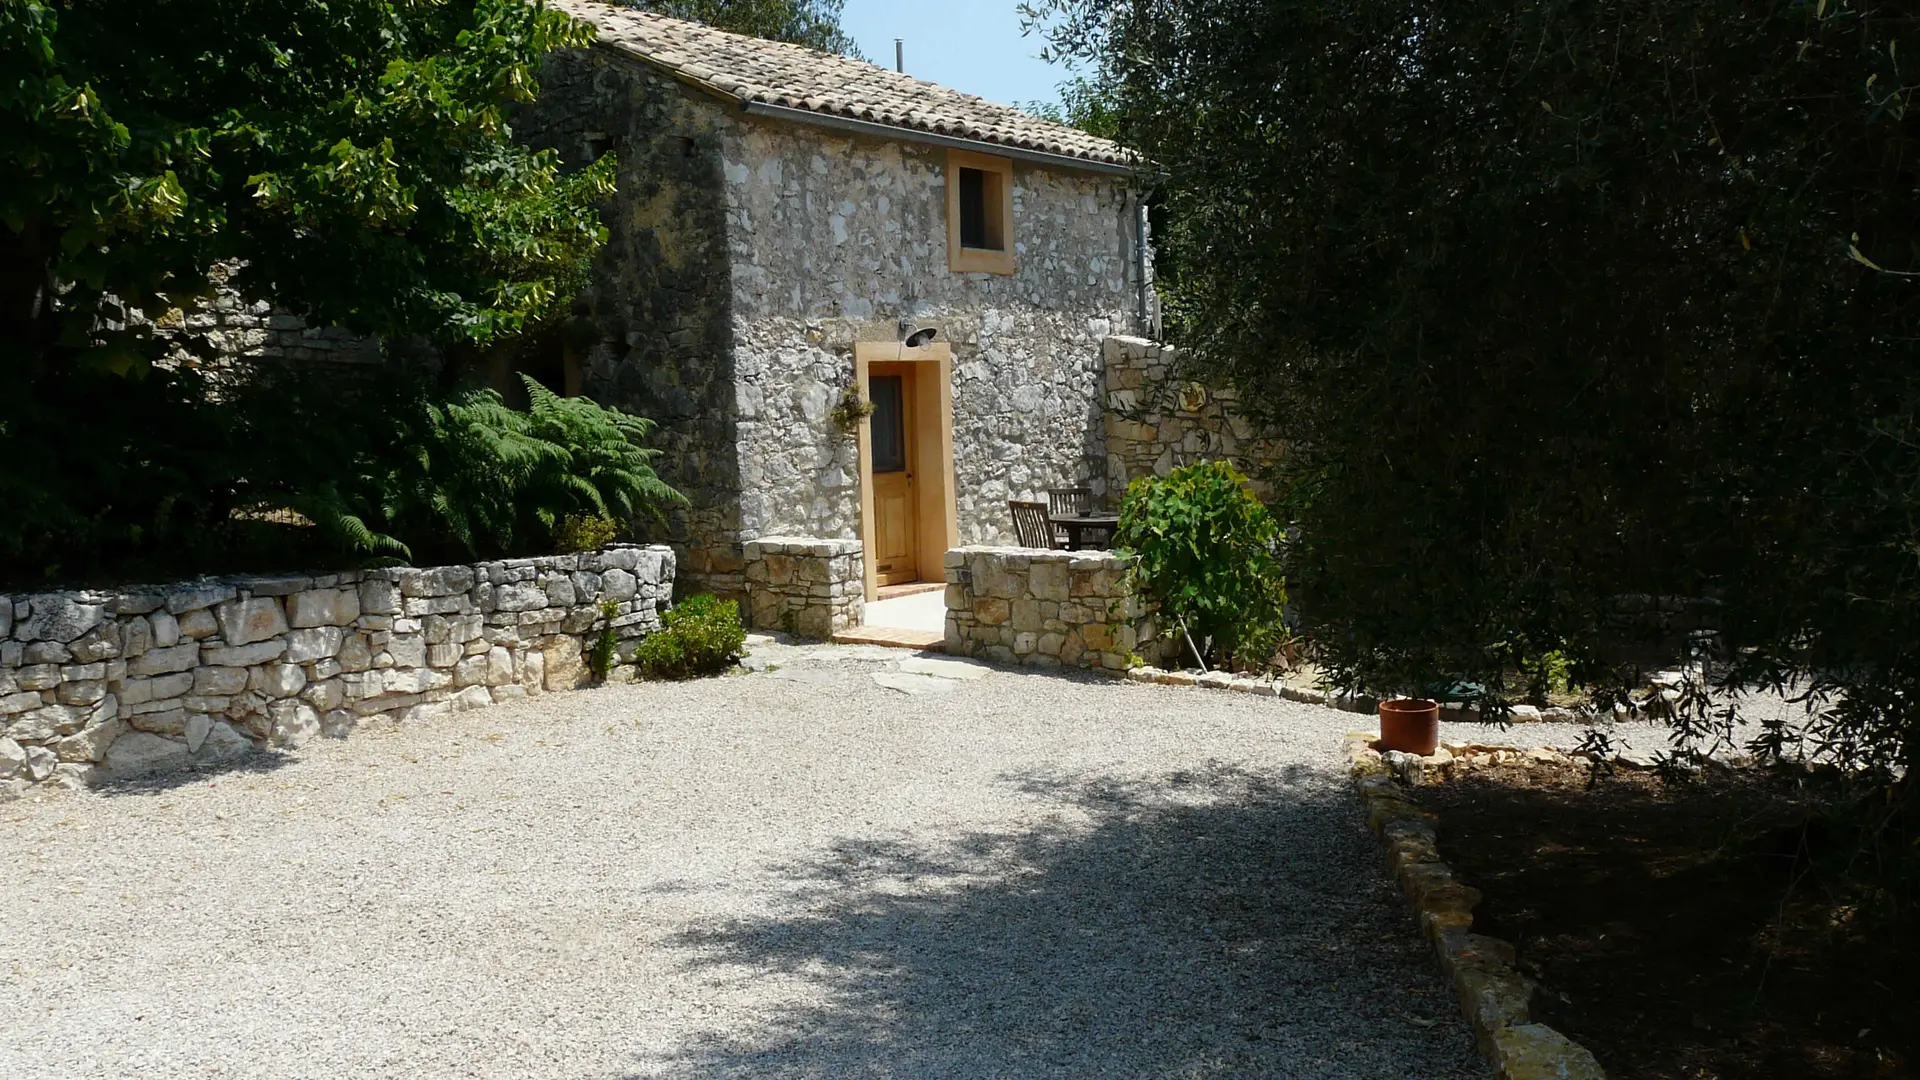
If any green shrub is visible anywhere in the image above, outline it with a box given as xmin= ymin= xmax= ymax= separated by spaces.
xmin=555 ymin=514 xmax=620 ymax=554
xmin=314 ymin=374 xmax=684 ymax=564
xmin=633 ymin=594 xmax=746 ymax=680
xmin=1113 ymin=461 xmax=1287 ymax=671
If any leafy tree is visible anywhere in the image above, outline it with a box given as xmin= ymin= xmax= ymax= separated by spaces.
xmin=624 ymin=0 xmax=860 ymax=56
xmin=1033 ymin=0 xmax=1920 ymax=860
xmin=1 ymin=0 xmax=615 ymax=374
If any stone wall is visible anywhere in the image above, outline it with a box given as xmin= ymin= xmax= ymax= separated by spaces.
xmin=722 ymin=116 xmax=1144 ymax=549
xmin=0 ymin=547 xmax=672 ymax=796
xmin=1104 ymin=336 xmax=1285 ymax=500
xmin=520 ymin=51 xmax=743 ymax=596
xmin=942 ymin=546 xmax=1168 ymax=671
xmin=742 ymin=536 xmax=864 ymax=638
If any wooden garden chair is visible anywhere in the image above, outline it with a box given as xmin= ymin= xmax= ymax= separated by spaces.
xmin=1009 ymin=500 xmax=1061 ymax=550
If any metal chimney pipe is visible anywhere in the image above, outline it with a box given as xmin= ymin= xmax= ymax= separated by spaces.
xmin=895 ymin=38 xmax=904 ymax=73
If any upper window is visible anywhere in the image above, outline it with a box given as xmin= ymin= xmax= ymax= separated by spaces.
xmin=946 ymin=150 xmax=1016 ymax=275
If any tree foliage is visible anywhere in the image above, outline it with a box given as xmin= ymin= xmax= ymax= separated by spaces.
xmin=2 ymin=0 xmax=615 ymax=373
xmin=623 ymin=0 xmax=859 ymax=56
xmin=1033 ymin=0 xmax=1920 ymax=838
xmin=1023 ymin=75 xmax=1121 ymax=140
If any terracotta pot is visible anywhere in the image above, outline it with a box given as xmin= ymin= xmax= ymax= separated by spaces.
xmin=1378 ymin=698 xmax=1441 ymax=756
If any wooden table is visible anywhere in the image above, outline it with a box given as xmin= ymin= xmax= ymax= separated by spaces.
xmin=1051 ymin=513 xmax=1120 ymax=551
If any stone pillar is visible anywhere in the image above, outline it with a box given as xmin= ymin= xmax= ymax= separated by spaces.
xmin=741 ymin=536 xmax=864 ymax=639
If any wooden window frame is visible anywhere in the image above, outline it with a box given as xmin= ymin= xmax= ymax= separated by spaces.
xmin=945 ymin=149 xmax=1016 ymax=275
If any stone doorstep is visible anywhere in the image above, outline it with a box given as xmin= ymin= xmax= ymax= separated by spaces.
xmin=1342 ymin=734 xmax=1609 ymax=1080
xmin=828 ymin=625 xmax=947 ymax=652
xmin=874 ymin=581 xmax=946 ymax=601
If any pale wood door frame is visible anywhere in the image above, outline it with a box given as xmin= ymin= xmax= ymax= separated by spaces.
xmin=854 ymin=341 xmax=957 ymax=604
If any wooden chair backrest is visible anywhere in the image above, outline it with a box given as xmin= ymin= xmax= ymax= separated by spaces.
xmin=1009 ymin=500 xmax=1059 ymax=550
xmin=1048 ymin=487 xmax=1094 ymax=518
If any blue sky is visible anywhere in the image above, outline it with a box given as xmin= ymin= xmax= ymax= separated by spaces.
xmin=838 ymin=1 xmax=1073 ymax=110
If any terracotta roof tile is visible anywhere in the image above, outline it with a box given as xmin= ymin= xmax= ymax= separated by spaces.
xmin=550 ymin=0 xmax=1134 ymax=169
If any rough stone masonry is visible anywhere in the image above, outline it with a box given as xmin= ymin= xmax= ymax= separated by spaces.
xmin=0 ymin=547 xmax=673 ymax=794
xmin=518 ymin=46 xmax=1147 ymax=597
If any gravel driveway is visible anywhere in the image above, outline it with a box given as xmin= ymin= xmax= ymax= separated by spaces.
xmin=2 ymin=640 xmax=1502 ymax=1080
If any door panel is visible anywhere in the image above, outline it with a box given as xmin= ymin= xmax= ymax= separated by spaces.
xmin=868 ymin=371 xmax=918 ymax=584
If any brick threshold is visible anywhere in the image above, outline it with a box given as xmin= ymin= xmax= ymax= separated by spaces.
xmin=831 ymin=625 xmax=947 ymax=651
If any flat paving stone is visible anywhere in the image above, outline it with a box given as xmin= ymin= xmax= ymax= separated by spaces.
xmin=870 ymin=671 xmax=961 ymax=695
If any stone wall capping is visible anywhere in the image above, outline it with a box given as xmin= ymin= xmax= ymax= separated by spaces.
xmin=1 ymin=547 xmax=672 ymax=799
xmin=1343 ymin=733 xmax=1609 ymax=1080
xmin=236 ymin=575 xmax=315 ymax=597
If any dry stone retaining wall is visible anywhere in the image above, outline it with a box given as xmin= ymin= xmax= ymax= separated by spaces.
xmin=0 ymin=546 xmax=672 ymax=796
xmin=942 ymin=546 xmax=1170 ymax=671
xmin=742 ymin=536 xmax=863 ymax=638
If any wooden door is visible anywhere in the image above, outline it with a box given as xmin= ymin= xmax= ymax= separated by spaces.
xmin=868 ymin=367 xmax=919 ymax=584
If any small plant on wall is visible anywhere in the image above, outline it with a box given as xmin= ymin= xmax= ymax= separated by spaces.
xmin=829 ymin=382 xmax=875 ymax=435
xmin=587 ymin=599 xmax=621 ymax=682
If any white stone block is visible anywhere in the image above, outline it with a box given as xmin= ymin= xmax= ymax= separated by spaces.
xmin=17 ymin=595 xmax=104 ymax=643
xmin=453 ymin=686 xmax=493 ymax=712
xmin=0 ymin=737 xmax=27 ymax=779
xmin=54 ymin=718 xmax=123 ymax=763
xmin=284 ymin=627 xmax=345 ymax=664
xmin=192 ymin=720 xmax=254 ymax=761
xmin=194 ymin=666 xmax=250 ymax=696
xmin=178 ymin=609 xmax=219 ymax=640
xmin=200 ymin=641 xmax=284 ymax=668
xmin=267 ymin=702 xmax=320 ymax=748
xmin=102 ymin=731 xmax=190 ymax=775
xmin=253 ymin=663 xmax=307 ymax=699
xmin=288 ymin=588 xmax=360 ymax=629
xmin=216 ymin=597 xmax=287 ymax=647
xmin=24 ymin=744 xmax=58 ymax=780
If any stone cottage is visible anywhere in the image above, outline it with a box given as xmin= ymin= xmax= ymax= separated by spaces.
xmin=519 ymin=2 xmax=1153 ymax=625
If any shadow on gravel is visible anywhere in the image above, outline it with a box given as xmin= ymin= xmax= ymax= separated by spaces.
xmin=86 ymin=750 xmax=295 ymax=797
xmin=630 ymin=764 xmax=1485 ymax=1080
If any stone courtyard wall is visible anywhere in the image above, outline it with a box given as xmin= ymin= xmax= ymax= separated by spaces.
xmin=1104 ymin=336 xmax=1285 ymax=501
xmin=0 ymin=547 xmax=672 ymax=796
xmin=943 ymin=546 xmax=1171 ymax=671
xmin=150 ymin=263 xmax=383 ymax=367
